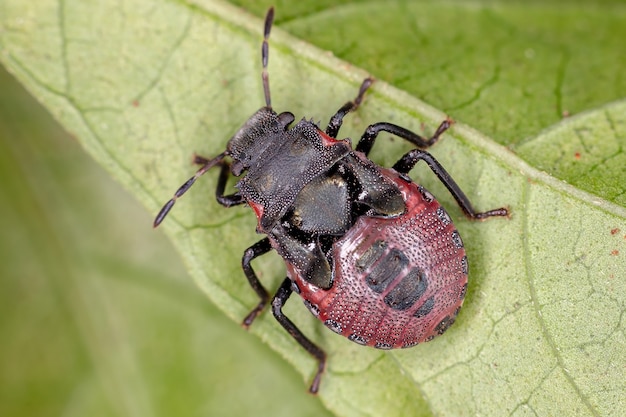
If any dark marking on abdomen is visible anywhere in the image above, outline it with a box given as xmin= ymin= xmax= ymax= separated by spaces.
xmin=384 ymin=266 xmax=428 ymax=310
xmin=365 ymin=247 xmax=407 ymax=293
xmin=361 ymin=241 xmax=429 ymax=311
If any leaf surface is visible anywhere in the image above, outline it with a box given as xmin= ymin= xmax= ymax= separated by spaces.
xmin=1 ymin=0 xmax=625 ymax=416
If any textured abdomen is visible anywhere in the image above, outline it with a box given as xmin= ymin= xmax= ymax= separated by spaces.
xmin=293 ymin=168 xmax=468 ymax=349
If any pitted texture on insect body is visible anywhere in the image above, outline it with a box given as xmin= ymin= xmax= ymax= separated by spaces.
xmin=289 ymin=173 xmax=352 ymax=235
xmin=291 ymin=168 xmax=468 ymax=349
xmin=414 ymin=296 xmax=435 ymax=318
xmin=237 ymin=120 xmax=351 ymax=232
xmin=153 ymin=7 xmax=510 ymax=394
xmin=227 ymin=107 xmax=285 ymax=175
xmin=340 ymin=152 xmax=405 ymax=217
xmin=384 ymin=265 xmax=428 ymax=311
xmin=270 ymin=223 xmax=333 ymax=289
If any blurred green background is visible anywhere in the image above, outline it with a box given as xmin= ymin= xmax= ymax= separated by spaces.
xmin=0 ymin=65 xmax=331 ymax=416
xmin=3 ymin=0 xmax=625 ymax=415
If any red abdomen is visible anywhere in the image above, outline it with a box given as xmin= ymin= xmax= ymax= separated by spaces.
xmin=291 ymin=168 xmax=468 ymax=349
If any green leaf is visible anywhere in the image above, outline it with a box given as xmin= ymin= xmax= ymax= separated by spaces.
xmin=264 ymin=0 xmax=626 ymax=146
xmin=1 ymin=1 xmax=625 ymax=417
xmin=516 ymin=100 xmax=626 ymax=206
xmin=240 ymin=0 xmax=626 ymax=207
xmin=0 ymin=53 xmax=329 ymax=417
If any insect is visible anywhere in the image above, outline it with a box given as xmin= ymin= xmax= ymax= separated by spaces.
xmin=154 ymin=8 xmax=509 ymax=394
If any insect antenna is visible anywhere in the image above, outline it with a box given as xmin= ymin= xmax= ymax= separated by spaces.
xmin=261 ymin=7 xmax=274 ymax=108
xmin=153 ymin=152 xmax=226 ymax=227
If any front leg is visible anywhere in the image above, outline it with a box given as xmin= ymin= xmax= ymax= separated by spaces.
xmin=325 ymin=78 xmax=373 ymax=138
xmin=193 ymin=155 xmax=245 ymax=207
xmin=241 ymin=238 xmax=273 ymax=328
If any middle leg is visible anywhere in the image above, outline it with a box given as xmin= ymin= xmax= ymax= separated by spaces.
xmin=356 ymin=118 xmax=453 ymax=156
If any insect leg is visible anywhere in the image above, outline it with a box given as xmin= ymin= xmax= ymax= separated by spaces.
xmin=325 ymin=78 xmax=373 ymax=138
xmin=355 ymin=118 xmax=453 ymax=156
xmin=272 ymin=278 xmax=326 ymax=394
xmin=215 ymin=162 xmax=245 ymax=207
xmin=393 ymin=149 xmax=509 ymax=220
xmin=241 ymin=238 xmax=273 ymax=328
xmin=193 ymin=155 xmax=244 ymax=207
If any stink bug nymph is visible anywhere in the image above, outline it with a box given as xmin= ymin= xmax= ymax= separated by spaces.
xmin=154 ymin=8 xmax=509 ymax=394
